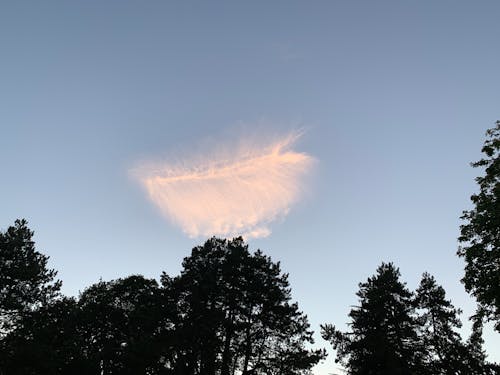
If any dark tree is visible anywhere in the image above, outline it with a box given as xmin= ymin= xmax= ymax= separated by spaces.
xmin=0 ymin=297 xmax=88 ymax=375
xmin=77 ymin=275 xmax=174 ymax=375
xmin=458 ymin=121 xmax=500 ymax=330
xmin=321 ymin=262 xmax=422 ymax=375
xmin=461 ymin=315 xmax=500 ymax=375
xmin=415 ymin=273 xmax=500 ymax=374
xmin=166 ymin=237 xmax=325 ymax=375
xmin=0 ymin=219 xmax=61 ymax=336
xmin=0 ymin=226 xmax=324 ymax=374
xmin=415 ymin=273 xmax=475 ymax=374
xmin=2 ymin=274 xmax=178 ymax=375
xmin=322 ymin=265 xmax=499 ymax=375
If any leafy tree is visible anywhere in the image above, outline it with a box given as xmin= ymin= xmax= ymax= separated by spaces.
xmin=2 ymin=274 xmax=177 ymax=375
xmin=0 ymin=219 xmax=61 ymax=336
xmin=321 ymin=262 xmax=422 ymax=375
xmin=458 ymin=121 xmax=500 ymax=330
xmin=0 ymin=297 xmax=88 ymax=375
xmin=167 ymin=237 xmax=325 ymax=375
xmin=77 ymin=275 xmax=174 ymax=374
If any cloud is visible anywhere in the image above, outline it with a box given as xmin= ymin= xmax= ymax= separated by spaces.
xmin=133 ymin=130 xmax=315 ymax=239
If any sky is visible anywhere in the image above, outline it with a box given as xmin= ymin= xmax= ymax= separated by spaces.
xmin=1 ymin=1 xmax=499 ymax=373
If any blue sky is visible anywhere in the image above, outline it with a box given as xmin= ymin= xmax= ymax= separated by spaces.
xmin=1 ymin=2 xmax=499 ymax=373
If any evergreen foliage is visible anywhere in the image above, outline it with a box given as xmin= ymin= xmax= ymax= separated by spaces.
xmin=0 ymin=225 xmax=324 ymax=375
xmin=414 ymin=273 xmax=498 ymax=374
xmin=0 ymin=219 xmax=61 ymax=336
xmin=321 ymin=263 xmax=422 ymax=374
xmin=321 ymin=264 xmax=499 ymax=375
xmin=2 ymin=218 xmax=499 ymax=375
xmin=167 ymin=237 xmax=325 ymax=375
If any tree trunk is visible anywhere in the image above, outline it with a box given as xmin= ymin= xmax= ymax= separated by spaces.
xmin=242 ymin=325 xmax=252 ymax=374
xmin=221 ymin=317 xmax=233 ymax=375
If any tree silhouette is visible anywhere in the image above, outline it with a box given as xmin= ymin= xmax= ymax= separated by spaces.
xmin=2 ymin=234 xmax=324 ymax=375
xmin=9 ymin=216 xmax=498 ymax=374
xmin=0 ymin=219 xmax=61 ymax=337
xmin=322 ymin=264 xmax=500 ymax=375
xmin=458 ymin=121 xmax=500 ymax=330
xmin=1 ymin=297 xmax=87 ymax=375
xmin=415 ymin=272 xmax=478 ymax=374
xmin=2 ymin=275 xmax=178 ymax=375
xmin=463 ymin=316 xmax=500 ymax=375
xmin=167 ymin=237 xmax=325 ymax=375
xmin=321 ymin=263 xmax=422 ymax=375
xmin=76 ymin=275 xmax=173 ymax=374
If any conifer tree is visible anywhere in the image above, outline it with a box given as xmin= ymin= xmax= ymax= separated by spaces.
xmin=321 ymin=262 xmax=422 ymax=375
xmin=0 ymin=219 xmax=61 ymax=336
xmin=415 ymin=273 xmax=469 ymax=374
xmin=169 ymin=237 xmax=325 ymax=375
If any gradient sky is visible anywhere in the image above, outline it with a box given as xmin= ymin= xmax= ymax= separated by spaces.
xmin=1 ymin=2 xmax=499 ymax=373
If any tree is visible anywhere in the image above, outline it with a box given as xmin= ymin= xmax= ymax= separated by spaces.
xmin=458 ymin=121 xmax=500 ymax=330
xmin=0 ymin=219 xmax=61 ymax=336
xmin=0 ymin=297 xmax=88 ymax=375
xmin=322 ymin=264 xmax=500 ymax=375
xmin=167 ymin=237 xmax=325 ymax=375
xmin=77 ymin=275 xmax=174 ymax=374
xmin=461 ymin=313 xmax=500 ymax=375
xmin=415 ymin=272 xmax=476 ymax=374
xmin=415 ymin=273 xmax=500 ymax=374
xmin=321 ymin=262 xmax=422 ymax=375
xmin=2 ymin=274 xmax=178 ymax=375
xmin=0 ymin=227 xmax=324 ymax=374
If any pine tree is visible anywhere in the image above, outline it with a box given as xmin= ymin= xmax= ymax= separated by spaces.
xmin=415 ymin=273 xmax=469 ymax=374
xmin=168 ymin=237 xmax=325 ymax=375
xmin=321 ymin=262 xmax=422 ymax=375
xmin=0 ymin=219 xmax=61 ymax=336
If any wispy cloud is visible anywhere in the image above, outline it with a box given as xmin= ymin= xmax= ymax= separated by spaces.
xmin=133 ymin=130 xmax=315 ymax=239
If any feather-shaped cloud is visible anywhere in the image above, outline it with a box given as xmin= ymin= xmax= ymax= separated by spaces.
xmin=134 ymin=131 xmax=315 ymax=239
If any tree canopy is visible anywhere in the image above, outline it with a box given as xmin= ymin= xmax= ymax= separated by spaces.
xmin=458 ymin=121 xmax=500 ymax=330
xmin=167 ymin=237 xmax=325 ymax=375
xmin=0 ymin=219 xmax=61 ymax=336
xmin=2 ymin=215 xmax=499 ymax=374
xmin=0 ymin=227 xmax=324 ymax=375
xmin=321 ymin=263 xmax=422 ymax=374
xmin=321 ymin=263 xmax=499 ymax=375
